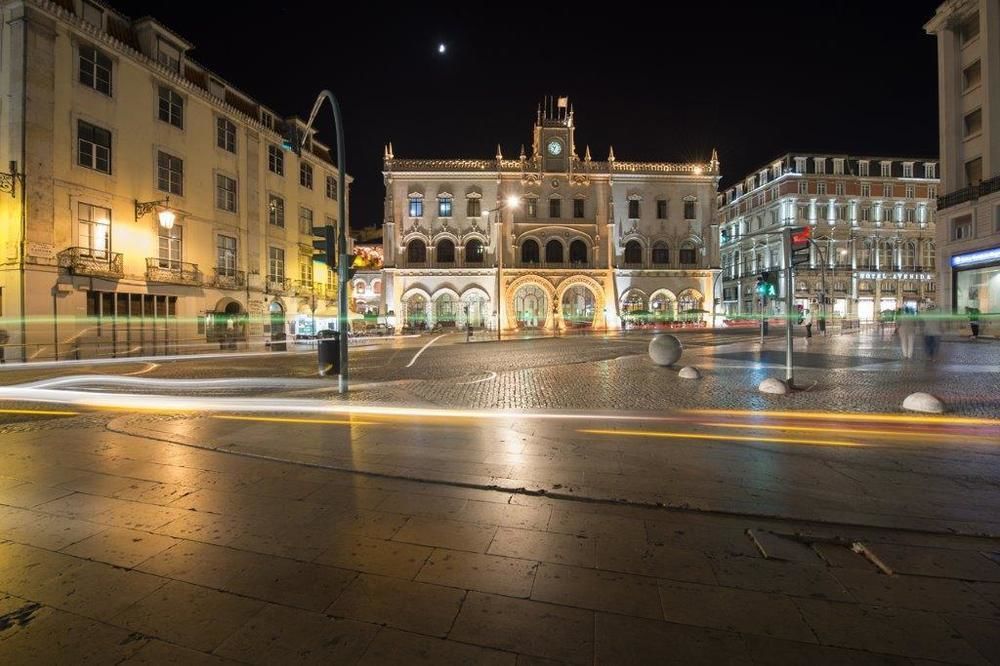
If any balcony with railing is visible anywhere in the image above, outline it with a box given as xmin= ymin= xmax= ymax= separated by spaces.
xmin=213 ymin=268 xmax=246 ymax=290
xmin=58 ymin=247 xmax=124 ymax=279
xmin=293 ymin=280 xmax=318 ymax=297
xmin=146 ymin=258 xmax=203 ymax=286
xmin=266 ymin=276 xmax=292 ymax=294
xmin=937 ymin=174 xmax=1000 ymax=210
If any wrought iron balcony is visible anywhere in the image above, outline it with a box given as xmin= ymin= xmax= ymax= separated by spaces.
xmin=293 ymin=280 xmax=318 ymax=297
xmin=58 ymin=247 xmax=124 ymax=279
xmin=937 ymin=174 xmax=1000 ymax=210
xmin=146 ymin=258 xmax=203 ymax=286
xmin=266 ymin=276 xmax=292 ymax=294
xmin=213 ymin=268 xmax=246 ymax=290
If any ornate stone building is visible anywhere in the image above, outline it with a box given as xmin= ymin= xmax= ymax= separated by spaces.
xmin=0 ymin=0 xmax=348 ymax=360
xmin=718 ymin=154 xmax=939 ymax=321
xmin=381 ymin=99 xmax=721 ymax=333
xmin=926 ymin=1 xmax=1000 ymax=333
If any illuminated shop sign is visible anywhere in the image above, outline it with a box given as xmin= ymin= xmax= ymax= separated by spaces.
xmin=855 ymin=272 xmax=933 ymax=281
xmin=951 ymin=246 xmax=1000 ymax=269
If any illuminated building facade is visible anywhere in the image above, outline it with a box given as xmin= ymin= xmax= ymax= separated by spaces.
xmin=381 ymin=99 xmax=721 ymax=333
xmin=718 ymin=154 xmax=939 ymax=321
xmin=926 ymin=1 xmax=1000 ymax=332
xmin=0 ymin=0 xmax=348 ymax=361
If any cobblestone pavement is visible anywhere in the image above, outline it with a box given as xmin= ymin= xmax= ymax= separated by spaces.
xmin=1 ymin=426 xmax=999 ymax=664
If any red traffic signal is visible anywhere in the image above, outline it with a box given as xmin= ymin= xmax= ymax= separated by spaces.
xmin=791 ymin=227 xmax=811 ymax=245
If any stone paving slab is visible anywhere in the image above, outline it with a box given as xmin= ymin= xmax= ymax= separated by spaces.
xmin=1 ymin=420 xmax=1000 ymax=664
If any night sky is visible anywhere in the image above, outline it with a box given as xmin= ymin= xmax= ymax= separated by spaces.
xmin=125 ymin=1 xmax=943 ymax=229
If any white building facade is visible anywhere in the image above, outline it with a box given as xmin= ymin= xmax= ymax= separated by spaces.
xmin=926 ymin=0 xmax=1000 ymax=333
xmin=0 ymin=0 xmax=348 ymax=361
xmin=381 ymin=100 xmax=721 ymax=334
xmin=718 ymin=154 xmax=939 ymax=322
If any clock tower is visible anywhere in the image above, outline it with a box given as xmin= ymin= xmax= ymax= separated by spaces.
xmin=533 ymin=96 xmax=575 ymax=174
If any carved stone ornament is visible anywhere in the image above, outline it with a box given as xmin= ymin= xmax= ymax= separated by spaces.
xmin=551 ymin=179 xmax=560 ymax=188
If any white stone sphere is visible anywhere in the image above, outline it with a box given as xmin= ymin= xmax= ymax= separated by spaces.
xmin=758 ymin=378 xmax=789 ymax=395
xmin=678 ymin=366 xmax=702 ymax=379
xmin=649 ymin=334 xmax=682 ymax=367
xmin=902 ymin=392 xmax=945 ymax=414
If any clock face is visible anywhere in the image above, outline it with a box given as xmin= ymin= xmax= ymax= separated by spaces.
xmin=547 ymin=140 xmax=562 ymax=156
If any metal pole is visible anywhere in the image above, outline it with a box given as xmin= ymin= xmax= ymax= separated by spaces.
xmin=495 ymin=208 xmax=502 ymax=341
xmin=783 ymin=228 xmax=794 ymax=384
xmin=302 ymin=90 xmax=349 ymax=393
xmin=810 ymin=239 xmax=828 ymax=336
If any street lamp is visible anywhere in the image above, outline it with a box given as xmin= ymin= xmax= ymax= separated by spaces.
xmin=484 ymin=195 xmax=521 ymax=341
xmin=135 ymin=197 xmax=175 ymax=229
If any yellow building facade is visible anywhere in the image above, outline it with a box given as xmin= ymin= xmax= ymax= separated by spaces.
xmin=0 ymin=0 xmax=347 ymax=361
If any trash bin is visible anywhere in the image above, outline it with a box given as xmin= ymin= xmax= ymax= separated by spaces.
xmin=318 ymin=333 xmax=340 ymax=377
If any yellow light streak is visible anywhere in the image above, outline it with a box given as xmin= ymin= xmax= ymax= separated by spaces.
xmin=0 ymin=408 xmax=79 ymax=416
xmin=211 ymin=415 xmax=373 ymax=426
xmin=579 ymin=428 xmax=864 ymax=447
xmin=696 ymin=422 xmax=997 ymax=444
xmin=684 ymin=409 xmax=1000 ymax=427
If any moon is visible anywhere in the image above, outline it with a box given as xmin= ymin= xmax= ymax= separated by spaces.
xmin=437 ymin=43 xmax=446 ymax=54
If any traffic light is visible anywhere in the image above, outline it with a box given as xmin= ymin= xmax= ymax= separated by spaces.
xmin=721 ymin=228 xmax=731 ymax=244
xmin=756 ymin=272 xmax=777 ymax=297
xmin=312 ymin=226 xmax=335 ymax=266
xmin=790 ymin=226 xmax=811 ymax=266
xmin=281 ymin=120 xmax=303 ymax=157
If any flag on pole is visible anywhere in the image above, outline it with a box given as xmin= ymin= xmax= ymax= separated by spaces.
xmin=557 ymin=96 xmax=568 ymax=108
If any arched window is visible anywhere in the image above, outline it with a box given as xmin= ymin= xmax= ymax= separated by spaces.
xmin=545 ymin=239 xmax=564 ymax=263
xmin=859 ymin=240 xmax=874 ymax=269
xmin=353 ymin=279 xmax=366 ymax=294
xmin=569 ymin=239 xmax=588 ymax=264
xmin=922 ymin=241 xmax=935 ymax=270
xmin=624 ymin=240 xmax=642 ymax=265
xmin=622 ymin=292 xmax=645 ymax=313
xmin=434 ymin=292 xmax=458 ymax=323
xmin=465 ymin=239 xmax=484 ymax=263
xmin=437 ymin=239 xmax=455 ymax=263
xmin=679 ymin=241 xmax=697 ymax=265
xmin=902 ymin=242 xmax=916 ymax=269
xmin=877 ymin=241 xmax=894 ymax=270
xmin=371 ymin=280 xmax=382 ymax=295
xmin=521 ymin=239 xmax=539 ymax=264
xmin=652 ymin=241 xmax=669 ymax=265
xmin=407 ymin=239 xmax=426 ymax=264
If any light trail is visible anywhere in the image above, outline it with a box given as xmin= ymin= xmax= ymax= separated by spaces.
xmin=579 ymin=428 xmax=865 ymax=447
xmin=684 ymin=409 xmax=1000 ymax=428
xmin=0 ymin=407 xmax=79 ymax=416
xmin=405 ymin=334 xmax=449 ymax=368
xmin=696 ymin=422 xmax=998 ymax=444
xmin=212 ymin=415 xmax=373 ymax=426
xmin=124 ymin=363 xmax=159 ymax=376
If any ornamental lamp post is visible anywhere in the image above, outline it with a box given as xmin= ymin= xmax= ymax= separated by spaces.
xmin=486 ymin=195 xmax=521 ymax=341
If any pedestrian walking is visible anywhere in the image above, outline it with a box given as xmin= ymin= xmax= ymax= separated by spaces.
xmin=967 ymin=307 xmax=980 ymax=340
xmin=922 ymin=305 xmax=942 ymax=359
xmin=802 ymin=309 xmax=813 ymax=338
xmin=897 ymin=307 xmax=916 ymax=359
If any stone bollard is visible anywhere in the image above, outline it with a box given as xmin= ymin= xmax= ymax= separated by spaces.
xmin=648 ymin=334 xmax=682 ymax=367
xmin=758 ymin=378 xmax=789 ymax=395
xmin=902 ymin=392 xmax=945 ymax=414
xmin=678 ymin=366 xmax=702 ymax=379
